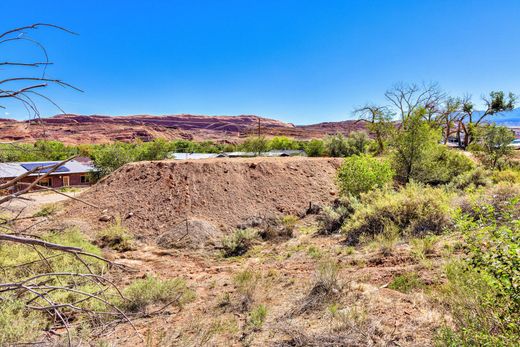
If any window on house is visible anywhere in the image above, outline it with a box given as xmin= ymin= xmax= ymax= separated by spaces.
xmin=39 ymin=178 xmax=52 ymax=187
xmin=80 ymin=175 xmax=89 ymax=184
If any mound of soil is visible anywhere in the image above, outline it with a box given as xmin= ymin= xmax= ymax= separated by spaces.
xmin=66 ymin=157 xmax=342 ymax=240
xmin=156 ymin=219 xmax=221 ymax=249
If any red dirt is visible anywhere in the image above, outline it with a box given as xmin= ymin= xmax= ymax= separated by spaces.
xmin=65 ymin=157 xmax=343 ymax=240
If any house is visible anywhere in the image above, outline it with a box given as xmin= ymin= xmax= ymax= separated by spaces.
xmin=169 ymin=150 xmax=306 ymax=160
xmin=0 ymin=160 xmax=96 ymax=193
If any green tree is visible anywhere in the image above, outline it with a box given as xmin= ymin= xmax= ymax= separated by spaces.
xmin=304 ymin=139 xmax=325 ymax=157
xmin=268 ymin=136 xmax=297 ymax=150
xmin=324 ymin=134 xmax=349 ymax=157
xmin=460 ymin=91 xmax=516 ymax=148
xmin=391 ymin=109 xmax=439 ymax=183
xmin=354 ymin=105 xmax=394 ymax=154
xmin=470 ymin=125 xmax=515 ymax=169
xmin=345 ymin=131 xmax=371 ymax=156
xmin=241 ymin=136 xmax=268 ymax=154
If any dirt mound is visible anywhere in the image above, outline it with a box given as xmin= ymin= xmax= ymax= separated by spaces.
xmin=156 ymin=219 xmax=221 ymax=249
xmin=66 ymin=157 xmax=342 ymax=240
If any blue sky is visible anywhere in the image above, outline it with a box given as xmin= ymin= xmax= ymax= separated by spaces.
xmin=1 ymin=0 xmax=519 ymax=124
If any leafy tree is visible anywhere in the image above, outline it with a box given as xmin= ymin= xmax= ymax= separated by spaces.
xmin=304 ymin=139 xmax=325 ymax=157
xmin=137 ymin=138 xmax=171 ymax=161
xmin=470 ymin=125 xmax=515 ymax=169
xmin=391 ymin=109 xmax=439 ymax=183
xmin=345 ymin=131 xmax=371 ymax=156
xmin=90 ymin=142 xmax=137 ymax=179
xmin=460 ymin=91 xmax=516 ymax=148
xmin=268 ymin=136 xmax=298 ymax=150
xmin=354 ymin=105 xmax=394 ymax=154
xmin=324 ymin=134 xmax=349 ymax=157
xmin=337 ymin=154 xmax=394 ymax=197
xmin=241 ymin=136 xmax=268 ymax=154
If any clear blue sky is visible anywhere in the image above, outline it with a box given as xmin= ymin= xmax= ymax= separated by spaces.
xmin=1 ymin=0 xmax=519 ymax=124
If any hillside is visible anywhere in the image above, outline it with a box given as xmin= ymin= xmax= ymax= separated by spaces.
xmin=0 ymin=114 xmax=364 ymax=144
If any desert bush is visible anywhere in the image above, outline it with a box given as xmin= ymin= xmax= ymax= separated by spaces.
xmin=388 ymin=272 xmax=424 ymax=293
xmin=32 ymin=203 xmax=59 ymax=217
xmin=344 ymin=131 xmax=372 ymax=155
xmin=436 ymin=262 xmax=519 ymax=346
xmin=455 ymin=182 xmax=520 ymax=224
xmin=122 ymin=276 xmax=195 ymax=312
xmin=412 ymin=146 xmax=475 ymax=185
xmin=342 ymin=183 xmax=451 ymax=245
xmin=316 ymin=199 xmax=352 ymax=235
xmin=492 ymin=168 xmax=520 ymax=184
xmin=449 ymin=167 xmax=491 ymax=190
xmin=96 ymin=218 xmax=135 ymax=251
xmin=222 ymin=228 xmax=258 ymax=257
xmin=249 ymin=304 xmax=268 ymax=330
xmin=337 ymin=154 xmax=394 ymax=197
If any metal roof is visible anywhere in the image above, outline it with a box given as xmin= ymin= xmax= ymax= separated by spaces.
xmin=0 ymin=160 xmax=95 ymax=179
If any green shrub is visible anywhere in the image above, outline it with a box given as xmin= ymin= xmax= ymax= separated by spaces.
xmin=449 ymin=167 xmax=491 ymax=190
xmin=388 ymin=272 xmax=424 ymax=293
xmin=316 ymin=198 xmax=353 ymax=235
xmin=337 ymin=155 xmax=394 ymax=197
xmin=413 ymin=146 xmax=475 ymax=185
xmin=436 ymin=262 xmax=519 ymax=346
xmin=249 ymin=304 xmax=267 ymax=330
xmin=96 ymin=218 xmax=135 ymax=251
xmin=493 ymin=168 xmax=520 ymax=184
xmin=221 ymin=228 xmax=258 ymax=257
xmin=122 ymin=276 xmax=195 ymax=312
xmin=342 ymin=183 xmax=451 ymax=245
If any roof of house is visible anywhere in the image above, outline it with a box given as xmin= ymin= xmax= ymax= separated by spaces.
xmin=170 ymin=150 xmax=306 ymax=160
xmin=0 ymin=160 xmax=95 ymax=179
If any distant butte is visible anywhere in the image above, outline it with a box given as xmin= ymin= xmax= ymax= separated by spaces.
xmin=0 ymin=114 xmax=365 ymax=144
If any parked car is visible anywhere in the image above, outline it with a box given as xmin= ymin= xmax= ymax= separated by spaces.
xmin=509 ymin=139 xmax=520 ymax=150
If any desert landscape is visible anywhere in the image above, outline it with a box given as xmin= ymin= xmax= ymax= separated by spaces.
xmin=1 ymin=3 xmax=520 ymax=347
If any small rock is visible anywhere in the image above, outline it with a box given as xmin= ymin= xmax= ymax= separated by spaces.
xmin=99 ymin=214 xmax=112 ymax=222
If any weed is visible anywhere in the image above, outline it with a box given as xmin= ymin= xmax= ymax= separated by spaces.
xmin=32 ymin=203 xmax=59 ymax=217
xmin=96 ymin=217 xmax=135 ymax=251
xmin=307 ymin=245 xmax=323 ymax=259
xmin=388 ymin=272 xmax=424 ymax=293
xmin=249 ymin=304 xmax=267 ymax=330
xmin=233 ymin=268 xmax=259 ymax=310
xmin=122 ymin=276 xmax=195 ymax=312
xmin=410 ymin=236 xmax=437 ymax=261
